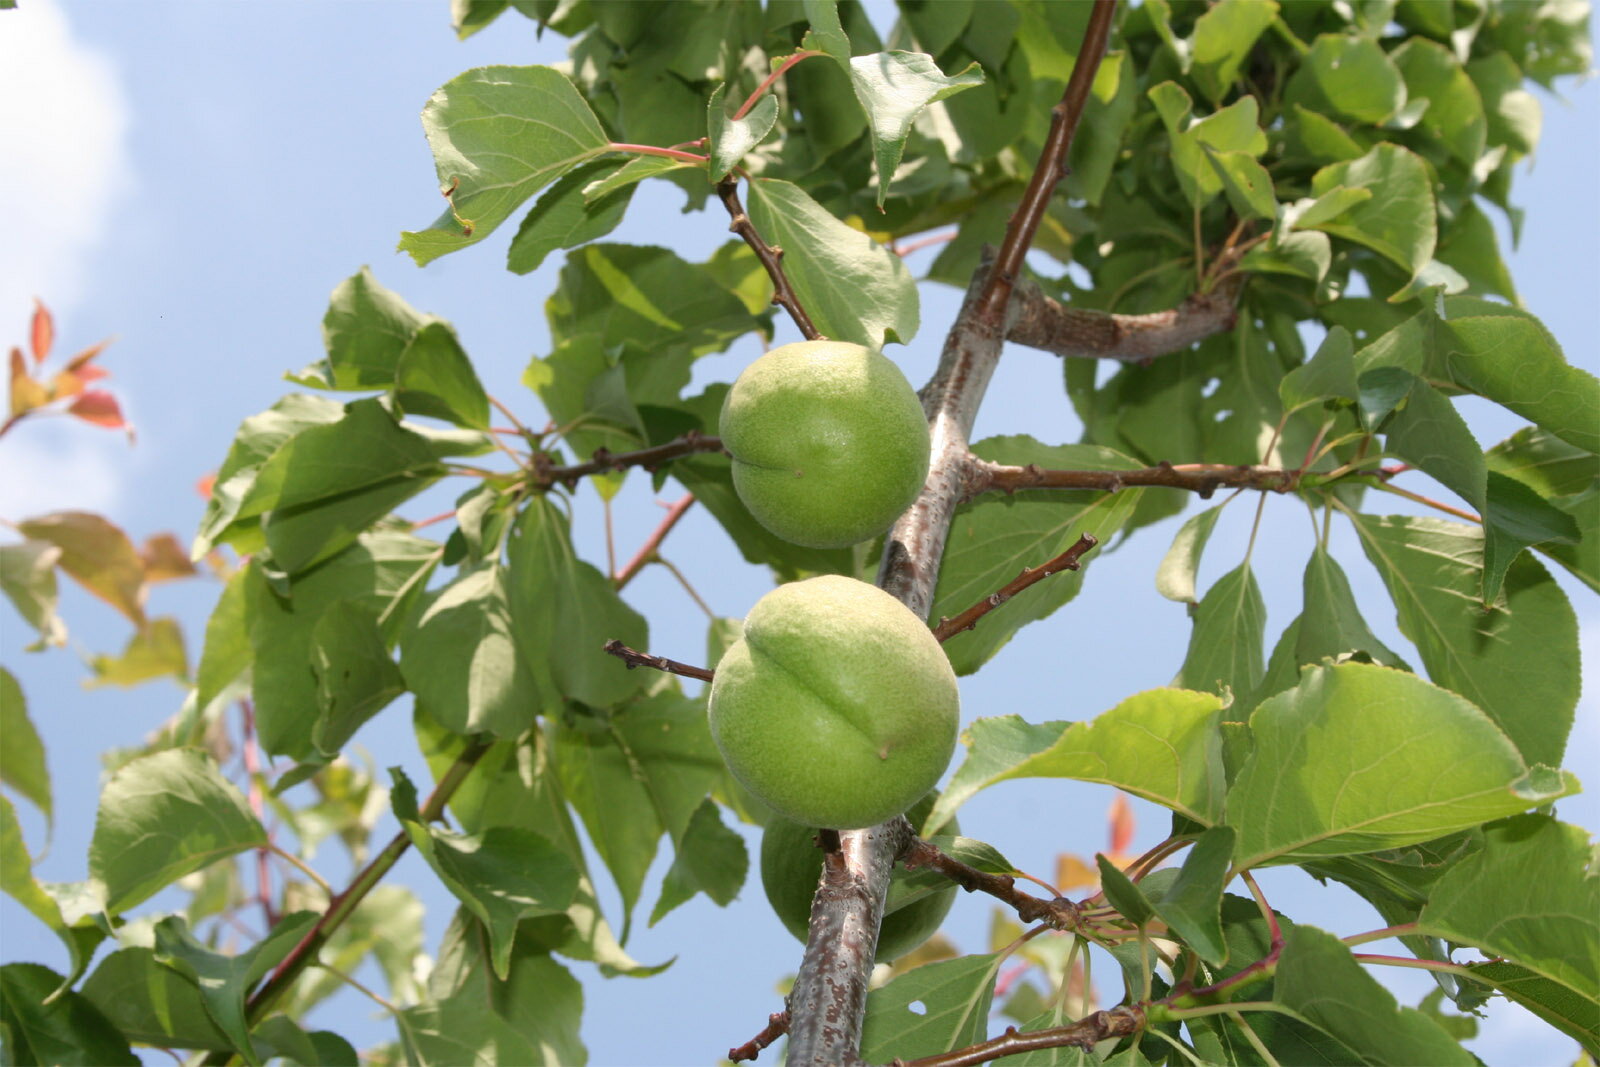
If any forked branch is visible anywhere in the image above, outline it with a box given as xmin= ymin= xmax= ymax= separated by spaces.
xmin=900 ymin=837 xmax=1082 ymax=930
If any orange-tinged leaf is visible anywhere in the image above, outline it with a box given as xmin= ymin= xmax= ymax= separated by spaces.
xmin=195 ymin=472 xmax=217 ymax=500
xmin=67 ymin=390 xmax=126 ymax=430
xmin=1055 ymin=853 xmax=1100 ymax=891
xmin=1108 ymin=794 xmax=1135 ymax=857
xmin=30 ymin=299 xmax=53 ymax=363
xmin=62 ymin=338 xmax=112 ymax=373
xmin=139 ymin=533 xmax=197 ymax=583
xmin=15 ymin=511 xmax=146 ymax=625
xmin=9 ymin=347 xmax=49 ymax=415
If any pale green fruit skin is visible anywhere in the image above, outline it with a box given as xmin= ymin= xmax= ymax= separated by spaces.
xmin=708 ymin=575 xmax=960 ymax=830
xmin=761 ymin=794 xmax=958 ymax=961
xmin=720 ymin=340 xmax=930 ymax=549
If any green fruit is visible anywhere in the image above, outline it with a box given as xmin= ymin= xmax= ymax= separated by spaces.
xmin=708 ymin=575 xmax=960 ymax=830
xmin=719 ymin=340 xmax=930 ymax=549
xmin=760 ymin=793 xmax=958 ymax=961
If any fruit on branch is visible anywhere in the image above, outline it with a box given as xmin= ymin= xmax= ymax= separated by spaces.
xmin=719 ymin=340 xmax=930 ymax=549
xmin=761 ymin=792 xmax=958 ymax=961
xmin=708 ymin=575 xmax=960 ymax=829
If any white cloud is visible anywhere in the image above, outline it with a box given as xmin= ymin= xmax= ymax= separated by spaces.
xmin=0 ymin=417 xmax=124 ymax=521
xmin=0 ymin=0 xmax=131 ymax=321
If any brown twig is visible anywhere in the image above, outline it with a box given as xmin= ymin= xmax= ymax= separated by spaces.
xmin=1006 ymin=275 xmax=1242 ymax=362
xmin=896 ymin=230 xmax=959 ymax=257
xmin=969 ymin=459 xmax=1300 ymax=501
xmin=614 ymin=495 xmax=697 ymax=590
xmin=932 ymin=534 xmax=1098 ymax=642
xmin=715 ymin=176 xmax=824 ymax=340
xmin=972 ymin=0 xmax=1119 ymax=329
xmin=534 ymin=431 xmax=726 ymax=489
xmin=728 ymin=1010 xmax=791 ymax=1063
xmin=899 ymin=1007 xmax=1147 ymax=1067
xmin=901 ymin=838 xmax=1082 ymax=930
xmin=602 ymin=640 xmax=715 ymax=684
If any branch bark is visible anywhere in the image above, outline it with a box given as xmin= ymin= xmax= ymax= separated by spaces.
xmin=899 ymin=1006 xmax=1147 ymax=1067
xmin=1006 ymin=275 xmax=1243 ymax=362
xmin=717 ymin=176 xmax=824 ymax=341
xmin=969 ymin=458 xmax=1299 ymax=500
xmin=534 ymin=431 xmax=725 ymax=488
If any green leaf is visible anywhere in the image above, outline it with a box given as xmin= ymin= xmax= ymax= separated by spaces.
xmin=1204 ymin=148 xmax=1277 ymax=220
xmin=845 ymin=51 xmax=984 ymax=207
xmin=1482 ymin=470 xmax=1581 ymax=605
xmin=0 ymin=963 xmax=136 ymax=1066
xmin=933 ymin=438 xmax=1145 ymax=674
xmin=0 ymin=670 xmax=49 ymax=823
xmin=309 ymin=267 xmax=428 ymax=390
xmin=151 ymin=913 xmax=318 ymax=1067
xmin=506 ymin=158 xmax=635 ymax=276
xmin=505 ymin=497 xmax=649 ymax=708
xmin=1240 ymin=228 xmax=1332 ymax=282
xmin=1189 ymin=0 xmax=1279 ymax=102
xmin=650 ymin=798 xmax=748 ymax=925
xmin=309 ymin=601 xmax=406 ymax=756
xmin=1097 ymin=853 xmax=1155 ymax=926
xmin=84 ymin=616 xmax=187 ymax=688
xmin=1152 ymin=826 xmax=1235 ymax=966
xmin=79 ymin=947 xmax=232 ymax=1050
xmin=1381 ymin=374 xmax=1486 ymax=510
xmin=1306 ymin=145 xmax=1436 ymax=285
xmin=1284 ymin=34 xmax=1407 ymax=124
xmin=1279 ymin=325 xmax=1357 ymax=413
xmin=1290 ymin=185 xmax=1374 ymax=231
xmin=194 ymin=394 xmax=345 ymax=558
xmin=1351 ymin=514 xmax=1580 ymax=767
xmin=582 ymin=154 xmax=701 ymax=203
xmin=15 ymin=511 xmax=144 ymax=625
xmin=237 ymin=399 xmax=444 ymax=575
xmin=1467 ymin=960 xmax=1599 ymax=1058
xmin=928 ymin=689 xmax=1228 ymax=833
xmin=1420 ymin=816 xmax=1599 ymax=1017
xmin=1225 ymin=663 xmax=1574 ymax=868
xmin=860 ymin=952 xmax=1002 ymax=1063
xmin=1148 ymin=83 xmax=1268 ymax=210
xmin=394 ymin=321 xmax=490 ymax=430
xmin=1487 ymin=426 xmax=1600 ymax=500
xmin=545 ymin=243 xmax=762 ymax=354
xmin=402 ymin=563 xmax=538 ymax=739
xmin=707 ymin=84 xmax=779 ymax=180
xmin=1155 ymin=505 xmax=1223 ymax=604
xmin=1392 ymin=38 xmax=1487 ymax=166
xmin=745 ymin=177 xmax=919 ymax=347
xmin=1274 ymin=925 xmax=1476 ymax=1065
xmin=194 ymin=567 xmax=252 ymax=719
xmin=252 ymin=1016 xmax=358 ymax=1067
xmin=392 ymin=770 xmax=579 ymax=980
xmin=89 ymin=748 xmax=266 ymax=913
xmin=1174 ymin=563 xmax=1266 ymax=701
xmin=400 ymin=66 xmax=610 ymax=265
xmin=0 ymin=540 xmax=65 ymax=647
xmin=1 ymin=796 xmax=102 ymax=988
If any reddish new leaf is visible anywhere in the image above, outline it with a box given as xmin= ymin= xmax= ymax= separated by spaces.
xmin=29 ymin=300 xmax=53 ymax=364
xmin=8 ymin=347 xmax=48 ymax=416
xmin=67 ymin=390 xmax=127 ymax=430
xmin=61 ymin=338 xmax=112 ymax=373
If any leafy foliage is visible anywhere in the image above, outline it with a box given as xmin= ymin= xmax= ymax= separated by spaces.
xmin=2 ymin=1 xmax=1594 ymax=1065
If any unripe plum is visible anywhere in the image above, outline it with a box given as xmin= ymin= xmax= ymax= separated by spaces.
xmin=708 ymin=575 xmax=960 ymax=830
xmin=719 ymin=340 xmax=930 ymax=549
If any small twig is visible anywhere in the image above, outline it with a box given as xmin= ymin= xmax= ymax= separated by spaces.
xmin=1373 ymin=481 xmax=1481 ymax=524
xmin=969 ymin=458 xmax=1299 ymax=501
xmin=535 ymin=431 xmax=726 ymax=489
xmin=614 ymin=495 xmax=696 ymax=590
xmin=656 ymin=557 xmax=716 ymax=621
xmin=715 ymin=176 xmax=824 ymax=340
xmin=900 ymin=838 xmax=1082 ymax=931
xmin=896 ymin=229 xmax=959 ymax=257
xmin=734 ymin=50 xmax=826 ymax=119
xmin=900 ymin=1006 xmax=1146 ymax=1067
xmin=601 ymin=640 xmax=715 ymax=684
xmin=933 ymin=534 xmax=1098 ymax=642
xmin=971 ymin=0 xmax=1119 ymax=329
xmin=1341 ymin=922 xmax=1421 ymax=947
xmin=265 ymin=842 xmax=331 ymax=898
xmin=728 ymin=1009 xmax=791 ymax=1063
xmin=606 ymin=142 xmax=710 ymax=165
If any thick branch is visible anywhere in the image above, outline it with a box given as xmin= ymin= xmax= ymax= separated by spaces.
xmin=932 ymin=534 xmax=1098 ymax=642
xmin=534 ymin=431 xmax=725 ymax=488
xmin=970 ymin=459 xmax=1300 ymax=500
xmin=900 ymin=838 xmax=1082 ymax=930
xmin=716 ymin=177 xmax=823 ymax=340
xmin=602 ymin=640 xmax=715 ymax=684
xmin=972 ymin=0 xmax=1118 ymax=328
xmin=1007 ymin=275 xmax=1242 ymax=362
xmin=901 ymin=1007 xmax=1147 ymax=1067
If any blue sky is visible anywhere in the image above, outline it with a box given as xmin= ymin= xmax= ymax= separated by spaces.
xmin=1 ymin=3 xmax=1595 ymax=1064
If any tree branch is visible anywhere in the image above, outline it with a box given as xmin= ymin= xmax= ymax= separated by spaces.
xmin=900 ymin=838 xmax=1082 ymax=930
xmin=784 ymin=9 xmax=1119 ymax=1061
xmin=972 ymin=0 xmax=1119 ymax=329
xmin=534 ymin=431 xmax=725 ymax=489
xmin=1007 ymin=275 xmax=1242 ymax=362
xmin=729 ymin=1010 xmax=791 ymax=1063
xmin=932 ymin=534 xmax=1098 ymax=642
xmin=900 ymin=1006 xmax=1147 ymax=1067
xmin=968 ymin=458 xmax=1300 ymax=500
xmin=716 ymin=177 xmax=824 ymax=341
xmin=614 ymin=494 xmax=696 ymax=589
xmin=602 ymin=640 xmax=715 ymax=683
